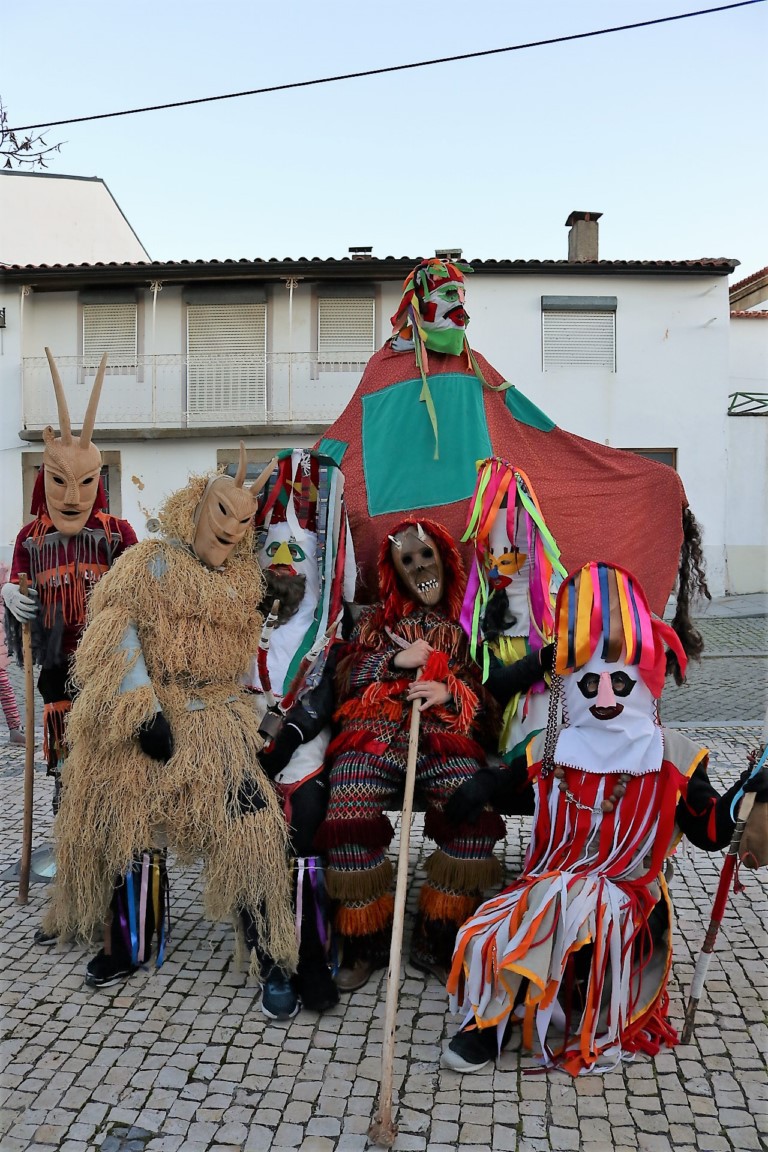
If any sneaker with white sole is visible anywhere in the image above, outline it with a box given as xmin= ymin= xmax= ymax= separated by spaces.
xmin=85 ymin=949 xmax=137 ymax=989
xmin=260 ymin=965 xmax=300 ymax=1020
xmin=441 ymin=1022 xmax=498 ymax=1073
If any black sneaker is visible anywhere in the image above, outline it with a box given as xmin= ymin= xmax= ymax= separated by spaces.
xmin=85 ymin=949 xmax=137 ymax=989
xmin=297 ymin=961 xmax=340 ymax=1013
xmin=441 ymin=1022 xmax=498 ymax=1073
xmin=33 ymin=927 xmax=58 ymax=947
xmin=260 ymin=965 xmax=299 ymax=1020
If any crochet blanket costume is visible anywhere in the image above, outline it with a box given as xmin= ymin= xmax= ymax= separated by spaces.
xmin=317 ymin=518 xmax=504 ymax=968
xmin=448 ymin=561 xmax=736 ymax=1075
xmin=44 ymin=474 xmax=297 ymax=972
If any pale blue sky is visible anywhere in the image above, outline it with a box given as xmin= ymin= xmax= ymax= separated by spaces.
xmin=3 ymin=0 xmax=766 ymax=276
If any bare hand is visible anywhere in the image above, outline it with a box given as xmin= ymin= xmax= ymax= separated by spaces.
xmin=406 ymin=679 xmax=451 ymax=711
xmin=393 ymin=638 xmax=433 ymax=670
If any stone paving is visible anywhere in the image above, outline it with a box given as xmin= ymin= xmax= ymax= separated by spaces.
xmin=0 ymin=601 xmax=766 ymax=1152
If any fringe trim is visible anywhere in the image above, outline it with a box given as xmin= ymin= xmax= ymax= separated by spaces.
xmin=424 ymin=806 xmax=505 ymax=845
xmin=326 ymin=858 xmax=393 ymax=902
xmin=326 ymin=728 xmax=388 ymax=760
xmin=418 ymin=884 xmax=478 ymax=927
xmin=43 ymin=700 xmax=71 ymax=766
xmin=315 ymin=814 xmax=394 ymax=852
xmin=425 ymin=848 xmax=502 ymax=895
xmin=335 ymin=893 xmax=395 ymax=938
xmin=420 ymin=731 xmax=486 ymax=761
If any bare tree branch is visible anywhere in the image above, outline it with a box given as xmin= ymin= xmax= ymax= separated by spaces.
xmin=1 ymin=100 xmax=63 ymax=169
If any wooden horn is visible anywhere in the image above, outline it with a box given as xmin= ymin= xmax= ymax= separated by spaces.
xmin=80 ymin=352 xmax=108 ymax=448
xmin=44 ymin=347 xmax=72 ymax=445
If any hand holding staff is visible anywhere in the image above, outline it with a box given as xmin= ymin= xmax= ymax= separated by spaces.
xmin=17 ymin=572 xmax=36 ymax=905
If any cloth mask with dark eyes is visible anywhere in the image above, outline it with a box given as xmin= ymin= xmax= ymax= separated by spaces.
xmin=554 ymin=652 xmax=663 ymax=777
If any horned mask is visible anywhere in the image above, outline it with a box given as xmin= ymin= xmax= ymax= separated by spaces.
xmin=389 ymin=522 xmax=445 ymax=607
xmin=192 ymin=443 xmax=275 ymax=569
xmin=42 ymin=347 xmax=106 ymax=536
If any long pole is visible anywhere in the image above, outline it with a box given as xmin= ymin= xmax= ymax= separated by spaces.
xmin=17 ymin=572 xmax=36 ymax=904
xmin=368 ymin=695 xmax=421 ymax=1148
xmin=680 ymin=789 xmax=756 ymax=1043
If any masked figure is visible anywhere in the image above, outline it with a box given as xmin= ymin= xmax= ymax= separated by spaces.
xmin=443 ymin=561 xmax=767 ymax=1075
xmin=316 ymin=518 xmax=505 ymax=991
xmin=2 ymin=349 xmax=137 ymax=812
xmin=42 ymin=447 xmax=297 ymax=995
xmin=461 ymin=458 xmax=566 ymax=768
xmin=243 ymin=449 xmax=354 ymax=1016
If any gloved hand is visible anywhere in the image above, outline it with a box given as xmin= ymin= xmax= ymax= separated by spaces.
xmin=138 ymin=711 xmax=174 ymax=762
xmin=539 ymin=643 xmax=555 ymax=674
xmin=2 ymin=582 xmax=40 ymax=623
xmin=742 ymin=762 xmax=768 ymax=803
xmin=444 ymin=767 xmax=501 ymax=826
xmin=259 ymin=721 xmax=303 ymax=779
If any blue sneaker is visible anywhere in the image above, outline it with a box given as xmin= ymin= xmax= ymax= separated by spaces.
xmin=260 ymin=965 xmax=299 ymax=1020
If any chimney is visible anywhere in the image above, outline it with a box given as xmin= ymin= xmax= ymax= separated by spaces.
xmin=435 ymin=247 xmax=463 ymax=262
xmin=348 ymin=245 xmax=373 ymax=261
xmin=565 ymin=211 xmax=602 ymax=262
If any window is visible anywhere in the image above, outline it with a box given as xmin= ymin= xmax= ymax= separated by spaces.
xmin=318 ymin=296 xmax=375 ymax=366
xmin=186 ymin=303 xmax=267 ymax=421
xmin=541 ymin=296 xmax=616 ymax=371
xmin=622 ymin=448 xmax=677 ymax=470
xmin=82 ymin=302 xmax=137 ymax=371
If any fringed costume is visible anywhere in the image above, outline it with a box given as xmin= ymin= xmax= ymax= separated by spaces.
xmin=2 ymin=351 xmax=137 ymax=810
xmin=44 ymin=470 xmax=297 ymax=980
xmin=445 ymin=562 xmax=745 ymax=1076
xmin=317 ymin=518 xmax=504 ymax=984
xmin=243 ymin=449 xmax=355 ymax=1013
xmin=461 ymin=458 xmax=566 ymax=765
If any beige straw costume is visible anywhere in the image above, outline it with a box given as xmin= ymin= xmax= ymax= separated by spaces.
xmin=44 ymin=474 xmax=298 ymax=972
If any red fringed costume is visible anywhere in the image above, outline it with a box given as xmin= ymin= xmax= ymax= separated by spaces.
xmin=316 ymin=518 xmax=504 ymax=975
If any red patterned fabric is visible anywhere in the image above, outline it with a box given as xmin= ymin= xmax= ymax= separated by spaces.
xmin=319 ymin=346 xmax=687 ymax=615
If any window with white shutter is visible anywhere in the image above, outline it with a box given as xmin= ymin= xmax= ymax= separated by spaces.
xmin=318 ymin=297 xmax=375 ymax=365
xmin=541 ymin=296 xmax=617 ymax=371
xmin=83 ymin=302 xmax=137 ymax=370
xmin=186 ymin=303 xmax=266 ymax=420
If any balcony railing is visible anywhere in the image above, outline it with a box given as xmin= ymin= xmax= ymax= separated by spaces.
xmin=21 ymin=352 xmax=371 ymax=430
xmin=728 ymin=392 xmax=768 ymax=416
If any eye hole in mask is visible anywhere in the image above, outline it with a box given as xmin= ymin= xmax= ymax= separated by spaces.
xmin=577 ymin=671 xmax=636 ymax=699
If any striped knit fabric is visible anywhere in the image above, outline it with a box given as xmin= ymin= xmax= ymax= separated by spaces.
xmin=0 ymin=669 xmax=21 ymax=732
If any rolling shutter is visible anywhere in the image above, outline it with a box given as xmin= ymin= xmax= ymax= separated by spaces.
xmin=318 ymin=297 xmax=375 ymax=360
xmin=187 ymin=303 xmax=266 ymax=419
xmin=83 ymin=303 xmax=137 ymax=368
xmin=542 ymin=311 xmax=615 ymax=370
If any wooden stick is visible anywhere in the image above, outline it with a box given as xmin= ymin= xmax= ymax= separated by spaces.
xmin=681 ymin=789 xmax=756 ymax=1043
xmin=17 ymin=572 xmax=36 ymax=905
xmin=368 ymin=694 xmax=421 ymax=1148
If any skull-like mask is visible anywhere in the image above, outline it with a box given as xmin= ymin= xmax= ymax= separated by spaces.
xmin=42 ymin=348 xmax=105 ymax=536
xmin=390 ymin=523 xmax=444 ymax=607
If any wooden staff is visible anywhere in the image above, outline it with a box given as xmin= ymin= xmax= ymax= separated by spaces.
xmin=17 ymin=572 xmax=36 ymax=904
xmin=368 ymin=689 xmax=421 ymax=1148
xmin=680 ymin=788 xmax=756 ymax=1043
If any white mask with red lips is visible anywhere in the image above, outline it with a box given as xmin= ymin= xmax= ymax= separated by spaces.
xmin=554 ymin=651 xmax=663 ymax=776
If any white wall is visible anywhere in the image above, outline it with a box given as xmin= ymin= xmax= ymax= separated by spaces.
xmin=0 ymin=173 xmax=149 ymax=265
xmin=726 ymin=317 xmax=768 ymax=592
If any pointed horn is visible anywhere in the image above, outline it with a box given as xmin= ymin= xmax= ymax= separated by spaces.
xmin=44 ymin=347 xmax=72 ymax=445
xmin=388 ymin=534 xmax=402 ymax=550
xmin=248 ymin=456 xmax=278 ymax=501
xmin=234 ymin=441 xmax=248 ymax=488
xmin=80 ymin=352 xmax=108 ymax=448
xmin=416 ymin=522 xmax=427 ymax=542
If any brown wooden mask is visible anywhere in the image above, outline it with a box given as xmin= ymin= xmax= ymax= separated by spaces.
xmin=42 ymin=347 xmax=105 ymax=536
xmin=192 ymin=444 xmax=275 ymax=568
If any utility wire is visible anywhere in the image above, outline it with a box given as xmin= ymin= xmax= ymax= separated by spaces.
xmin=9 ymin=0 xmax=764 ymax=133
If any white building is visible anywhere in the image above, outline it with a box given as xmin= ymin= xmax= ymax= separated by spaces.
xmin=1 ymin=199 xmax=764 ymax=594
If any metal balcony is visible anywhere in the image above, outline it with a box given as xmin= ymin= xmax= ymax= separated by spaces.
xmin=21 ymin=352 xmax=370 ymax=430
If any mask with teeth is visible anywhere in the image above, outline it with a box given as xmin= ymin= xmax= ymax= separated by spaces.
xmin=389 ymin=524 xmax=445 ymax=607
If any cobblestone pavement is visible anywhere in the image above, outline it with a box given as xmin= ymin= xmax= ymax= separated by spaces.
xmin=0 ymin=606 xmax=766 ymax=1152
